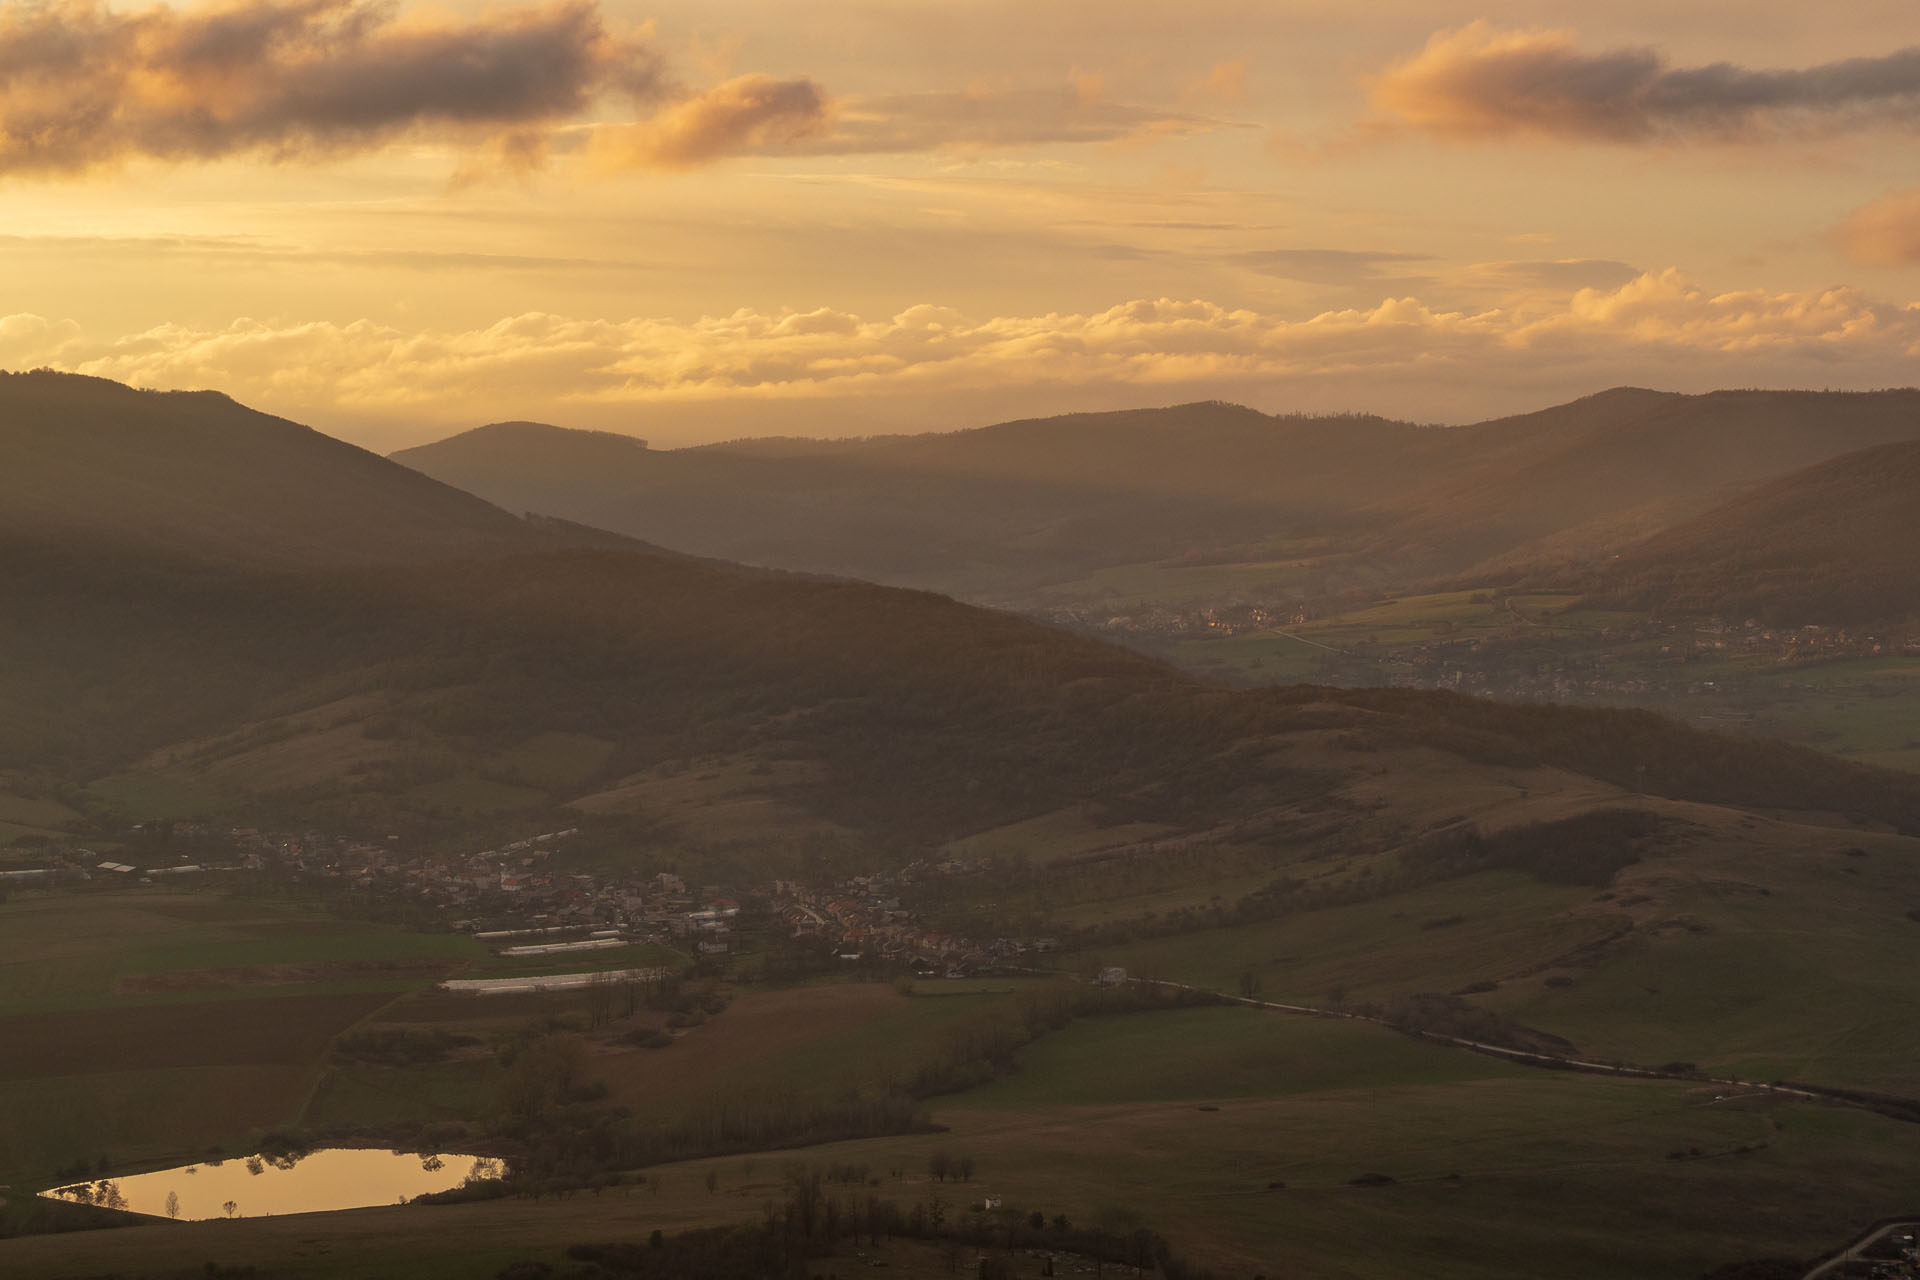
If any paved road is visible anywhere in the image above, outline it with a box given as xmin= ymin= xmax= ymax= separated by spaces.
xmin=1137 ymin=977 xmax=1830 ymax=1106
xmin=1803 ymin=1220 xmax=1919 ymax=1279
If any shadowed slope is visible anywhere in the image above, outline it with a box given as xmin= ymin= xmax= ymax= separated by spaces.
xmin=0 ymin=370 xmax=644 ymax=567
xmin=395 ymin=388 xmax=1920 ymax=601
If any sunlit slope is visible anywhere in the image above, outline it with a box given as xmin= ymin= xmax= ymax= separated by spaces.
xmin=1579 ymin=437 xmax=1920 ymax=624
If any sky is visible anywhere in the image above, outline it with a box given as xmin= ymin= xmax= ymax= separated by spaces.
xmin=5 ymin=0 xmax=1920 ymax=450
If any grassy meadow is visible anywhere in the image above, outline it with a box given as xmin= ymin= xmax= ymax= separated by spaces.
xmin=5 ymin=810 xmax=1920 ymax=1280
xmin=8 ymin=996 xmax=1920 ymax=1280
xmin=0 ymin=888 xmax=480 ymax=1190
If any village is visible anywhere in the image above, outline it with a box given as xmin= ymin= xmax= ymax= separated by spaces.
xmin=0 ymin=823 xmax=1058 ymax=985
xmin=1041 ymin=598 xmax=1920 ymax=711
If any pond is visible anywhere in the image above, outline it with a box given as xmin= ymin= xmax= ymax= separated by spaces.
xmin=41 ymin=1148 xmax=503 ymax=1220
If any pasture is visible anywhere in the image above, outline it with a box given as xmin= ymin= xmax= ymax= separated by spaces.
xmin=10 ymin=1000 xmax=1920 ymax=1279
xmin=0 ymin=888 xmax=482 ymax=1190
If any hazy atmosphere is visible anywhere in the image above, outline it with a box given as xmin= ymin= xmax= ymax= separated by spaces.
xmin=6 ymin=6 xmax=1920 ymax=1280
xmin=6 ymin=0 xmax=1920 ymax=446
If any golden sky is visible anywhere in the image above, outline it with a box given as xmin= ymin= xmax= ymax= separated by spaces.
xmin=5 ymin=0 xmax=1920 ymax=448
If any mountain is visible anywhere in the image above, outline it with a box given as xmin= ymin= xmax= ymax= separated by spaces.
xmin=1381 ymin=388 xmax=1920 ymax=576
xmin=392 ymin=388 xmax=1920 ymax=606
xmin=390 ymin=403 xmax=1432 ymax=596
xmin=16 ymin=371 xmax=1920 ymax=1153
xmin=0 ymin=370 xmax=664 ymax=567
xmin=7 ymin=374 xmax=1920 ymax=850
xmin=1576 ymin=437 xmax=1920 ymax=625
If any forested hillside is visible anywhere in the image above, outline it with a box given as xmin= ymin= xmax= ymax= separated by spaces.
xmin=395 ymin=388 xmax=1920 ymax=604
xmin=0 ymin=371 xmax=641 ymax=567
xmin=1577 ymin=438 xmax=1920 ymax=624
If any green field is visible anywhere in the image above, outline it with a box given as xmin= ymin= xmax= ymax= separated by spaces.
xmin=14 ymin=1001 xmax=1917 ymax=1280
xmin=944 ymin=1005 xmax=1537 ymax=1107
xmin=1092 ymin=871 xmax=1600 ymax=1004
xmin=6 ymin=859 xmax=1920 ymax=1280
xmin=0 ymin=890 xmax=485 ymax=1192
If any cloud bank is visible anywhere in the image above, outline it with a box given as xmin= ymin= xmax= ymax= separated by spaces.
xmin=1373 ymin=23 xmax=1920 ymax=143
xmin=0 ymin=0 xmax=1222 ymax=176
xmin=6 ymin=272 xmax=1915 ymax=435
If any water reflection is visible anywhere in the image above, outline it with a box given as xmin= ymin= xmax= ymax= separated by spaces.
xmin=42 ymin=1149 xmax=499 ymax=1220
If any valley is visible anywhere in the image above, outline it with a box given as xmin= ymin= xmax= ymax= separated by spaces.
xmin=3 ymin=372 xmax=1920 ymax=1279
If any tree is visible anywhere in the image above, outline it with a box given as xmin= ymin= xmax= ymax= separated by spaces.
xmin=222 ymin=1200 xmax=238 ymax=1218
xmin=928 ymin=1151 xmax=952 ymax=1182
xmin=584 ymin=971 xmax=615 ymax=1030
xmin=956 ymin=1155 xmax=975 ymax=1182
xmin=499 ymin=1031 xmax=589 ymax=1118
xmin=705 ymin=1169 xmax=719 ymax=1194
xmin=164 ymin=1189 xmax=180 ymax=1219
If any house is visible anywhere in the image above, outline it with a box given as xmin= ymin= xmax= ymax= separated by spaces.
xmin=1096 ymin=966 xmax=1129 ymax=988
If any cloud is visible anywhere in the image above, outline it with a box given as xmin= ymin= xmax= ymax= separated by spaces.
xmin=781 ymin=87 xmax=1233 ymax=157
xmin=0 ymin=1 xmax=1230 ymax=176
xmin=1230 ymin=248 xmax=1434 ymax=286
xmin=1465 ymin=259 xmax=1641 ymax=292
xmin=0 ymin=0 xmax=664 ymax=175
xmin=0 ymin=231 xmax=649 ymax=274
xmin=589 ymin=73 xmax=829 ymax=169
xmin=1832 ymin=189 xmax=1920 ymax=265
xmin=1372 ymin=22 xmax=1920 ymax=143
xmin=1188 ymin=60 xmax=1248 ymax=106
xmin=10 ymin=271 xmax=1918 ymax=436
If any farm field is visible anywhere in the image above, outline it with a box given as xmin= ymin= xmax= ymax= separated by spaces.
xmin=0 ymin=888 xmax=484 ymax=1194
xmin=10 ymin=1003 xmax=1920 ymax=1280
xmin=6 ymin=825 xmax=1920 ymax=1280
xmin=1086 ymin=804 xmax=1920 ymax=1094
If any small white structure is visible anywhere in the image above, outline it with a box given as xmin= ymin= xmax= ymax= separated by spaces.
xmin=499 ymin=937 xmax=625 ymax=957
xmin=441 ymin=966 xmax=666 ymax=995
xmin=1096 ymin=966 xmax=1129 ymax=988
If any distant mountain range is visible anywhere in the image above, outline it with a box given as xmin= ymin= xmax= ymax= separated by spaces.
xmin=392 ymin=387 xmax=1920 ymax=612
xmin=7 ymin=369 xmax=1919 ymax=852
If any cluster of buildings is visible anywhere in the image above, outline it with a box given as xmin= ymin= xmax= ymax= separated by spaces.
xmin=774 ymin=868 xmax=1057 ymax=976
xmin=3 ymin=823 xmax=1065 ymax=980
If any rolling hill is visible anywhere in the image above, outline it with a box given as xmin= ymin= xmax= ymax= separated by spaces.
xmin=3 ymin=374 xmax=1919 ymax=849
xmin=392 ymin=387 xmax=1920 ymax=606
xmin=0 ymin=370 xmax=663 ymax=568
xmin=13 ymin=372 xmax=1920 ymax=1280
xmin=1577 ymin=437 xmax=1920 ymax=625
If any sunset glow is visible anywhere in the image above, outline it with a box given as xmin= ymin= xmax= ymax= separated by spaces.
xmin=7 ymin=0 xmax=1920 ymax=448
